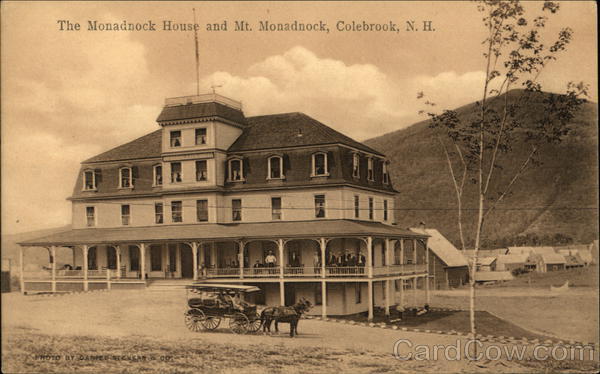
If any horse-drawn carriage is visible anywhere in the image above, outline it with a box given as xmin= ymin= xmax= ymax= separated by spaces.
xmin=184 ymin=283 xmax=263 ymax=334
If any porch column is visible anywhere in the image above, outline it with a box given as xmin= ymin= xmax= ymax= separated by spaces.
xmin=385 ymin=238 xmax=391 ymax=268
xmin=191 ymin=242 xmax=198 ymax=281
xmin=366 ymin=236 xmax=373 ymax=278
xmin=140 ymin=243 xmax=146 ymax=280
xmin=277 ymin=239 xmax=284 ymax=278
xmin=425 ymin=239 xmax=430 ymax=304
xmin=279 ymin=281 xmax=285 ymax=306
xmin=83 ymin=245 xmax=89 ymax=291
xmin=199 ymin=243 xmax=205 ymax=268
xmin=400 ymin=239 xmax=404 ymax=265
xmin=384 ymin=280 xmax=390 ymax=316
xmin=319 ymin=238 xmax=326 ymax=278
xmin=321 ymin=281 xmax=327 ymax=318
xmin=71 ymin=247 xmax=76 ymax=268
xmin=210 ymin=242 xmax=217 ymax=267
xmin=51 ymin=246 xmax=56 ymax=293
xmin=238 ymin=241 xmax=244 ymax=279
xmin=19 ymin=246 xmax=25 ymax=294
xmin=367 ymin=280 xmax=374 ymax=321
xmin=115 ymin=245 xmax=121 ymax=279
xmin=413 ymin=239 xmax=417 ymax=266
xmin=399 ymin=278 xmax=404 ymax=306
xmin=413 ymin=277 xmax=417 ymax=306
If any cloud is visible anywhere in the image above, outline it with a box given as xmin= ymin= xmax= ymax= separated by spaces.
xmin=201 ymin=46 xmax=486 ymax=140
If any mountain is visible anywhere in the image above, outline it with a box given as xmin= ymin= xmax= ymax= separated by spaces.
xmin=1 ymin=226 xmax=72 ymax=271
xmin=365 ymin=90 xmax=598 ymax=248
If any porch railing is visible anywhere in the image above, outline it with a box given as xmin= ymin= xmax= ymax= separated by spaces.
xmin=23 ymin=269 xmax=134 ymax=280
xmin=201 ymin=264 xmax=428 ymax=279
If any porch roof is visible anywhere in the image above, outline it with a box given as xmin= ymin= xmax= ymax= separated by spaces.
xmin=19 ymin=220 xmax=427 ymax=247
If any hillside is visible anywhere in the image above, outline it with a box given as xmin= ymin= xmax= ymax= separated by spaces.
xmin=1 ymin=226 xmax=72 ymax=271
xmin=365 ymin=90 xmax=598 ymax=248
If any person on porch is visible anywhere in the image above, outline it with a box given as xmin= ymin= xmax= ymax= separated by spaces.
xmin=265 ymin=250 xmax=277 ymax=274
xmin=313 ymin=250 xmax=321 ymax=274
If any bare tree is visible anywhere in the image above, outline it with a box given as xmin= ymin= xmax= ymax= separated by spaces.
xmin=419 ymin=0 xmax=588 ymax=355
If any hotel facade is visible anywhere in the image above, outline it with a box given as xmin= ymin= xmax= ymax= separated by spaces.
xmin=19 ymin=93 xmax=430 ymax=319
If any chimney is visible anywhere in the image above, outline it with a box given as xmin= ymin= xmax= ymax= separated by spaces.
xmin=418 ymin=221 xmax=426 ymax=231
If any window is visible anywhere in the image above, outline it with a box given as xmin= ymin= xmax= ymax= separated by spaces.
xmin=315 ymin=195 xmax=326 ymax=218
xmin=312 ymin=152 xmax=328 ymax=176
xmin=154 ymin=165 xmax=163 ymax=186
xmin=355 ymin=283 xmax=362 ymax=304
xmin=150 ymin=245 xmax=162 ymax=271
xmin=168 ymin=245 xmax=177 ymax=272
xmin=171 ymin=201 xmax=182 ymax=223
xmin=232 ymin=199 xmax=242 ymax=221
xmin=86 ymin=206 xmax=95 ymax=227
xmin=367 ymin=158 xmax=374 ymax=181
xmin=121 ymin=204 xmax=130 ymax=226
xmin=170 ymin=130 xmax=181 ymax=147
xmin=196 ymin=199 xmax=208 ymax=222
xmin=88 ymin=247 xmax=97 ymax=270
xmin=155 ymin=203 xmax=163 ymax=224
xmin=268 ymin=156 xmax=284 ymax=179
xmin=352 ymin=153 xmax=360 ymax=178
xmin=314 ymin=284 xmax=323 ymax=306
xmin=195 ymin=128 xmax=207 ymax=145
xmin=107 ymin=247 xmax=117 ymax=270
xmin=228 ymin=158 xmax=243 ymax=181
xmin=384 ymin=200 xmax=388 ymax=221
xmin=83 ymin=170 xmax=96 ymax=190
xmin=368 ymin=197 xmax=374 ymax=220
xmin=383 ymin=161 xmax=389 ymax=184
xmin=119 ymin=167 xmax=132 ymax=188
xmin=271 ymin=197 xmax=282 ymax=220
xmin=129 ymin=246 xmax=140 ymax=271
xmin=195 ymin=160 xmax=207 ymax=181
xmin=170 ymin=162 xmax=182 ymax=183
xmin=354 ymin=195 xmax=360 ymax=218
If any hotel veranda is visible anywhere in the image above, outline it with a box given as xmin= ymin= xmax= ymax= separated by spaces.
xmin=19 ymin=93 xmax=431 ymax=319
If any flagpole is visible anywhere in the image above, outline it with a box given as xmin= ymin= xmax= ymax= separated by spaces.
xmin=193 ymin=8 xmax=200 ymax=96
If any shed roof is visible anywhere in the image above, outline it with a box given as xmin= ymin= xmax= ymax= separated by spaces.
xmin=496 ymin=254 xmax=529 ymax=264
xmin=540 ymin=253 xmax=567 ymax=264
xmin=507 ymin=246 xmax=556 ymax=256
xmin=476 ymin=256 xmax=497 ymax=266
xmin=19 ymin=220 xmax=426 ymax=247
xmin=409 ymin=228 xmax=468 ymax=267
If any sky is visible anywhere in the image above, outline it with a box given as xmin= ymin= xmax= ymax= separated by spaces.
xmin=1 ymin=1 xmax=597 ymax=234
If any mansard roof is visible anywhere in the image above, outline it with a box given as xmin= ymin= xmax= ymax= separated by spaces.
xmin=230 ymin=112 xmax=383 ymax=155
xmin=82 ymin=112 xmax=384 ymax=164
xmin=83 ymin=129 xmax=162 ymax=164
xmin=156 ymin=101 xmax=247 ymax=126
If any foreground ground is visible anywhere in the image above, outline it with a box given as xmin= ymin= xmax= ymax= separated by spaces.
xmin=2 ymin=290 xmax=599 ymax=373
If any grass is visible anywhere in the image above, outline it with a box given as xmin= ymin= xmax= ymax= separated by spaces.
xmin=334 ymin=310 xmax=553 ymax=341
xmin=493 ymin=266 xmax=599 ymax=289
xmin=1 ymin=327 xmax=408 ymax=374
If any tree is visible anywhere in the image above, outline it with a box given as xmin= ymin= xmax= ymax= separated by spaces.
xmin=418 ymin=0 xmax=588 ymax=356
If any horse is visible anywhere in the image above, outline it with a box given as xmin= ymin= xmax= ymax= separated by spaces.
xmin=261 ymin=298 xmax=312 ymax=337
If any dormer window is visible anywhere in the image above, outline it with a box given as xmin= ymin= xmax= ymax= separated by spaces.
xmin=119 ymin=167 xmax=133 ymax=189
xmin=312 ymin=152 xmax=329 ymax=177
xmin=195 ymin=128 xmax=207 ymax=145
xmin=367 ymin=158 xmax=374 ymax=181
xmin=170 ymin=162 xmax=182 ymax=183
xmin=83 ymin=170 xmax=96 ymax=191
xmin=352 ymin=153 xmax=360 ymax=178
xmin=170 ymin=130 xmax=181 ymax=147
xmin=268 ymin=156 xmax=284 ymax=179
xmin=153 ymin=165 xmax=163 ymax=186
xmin=228 ymin=158 xmax=244 ymax=182
xmin=383 ymin=161 xmax=389 ymax=184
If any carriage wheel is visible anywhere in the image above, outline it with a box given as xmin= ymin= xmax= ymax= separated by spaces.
xmin=201 ymin=316 xmax=221 ymax=330
xmin=229 ymin=312 xmax=249 ymax=334
xmin=184 ymin=308 xmax=205 ymax=332
xmin=246 ymin=312 xmax=262 ymax=333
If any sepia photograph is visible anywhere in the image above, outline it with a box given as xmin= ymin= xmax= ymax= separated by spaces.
xmin=1 ymin=1 xmax=598 ymax=373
